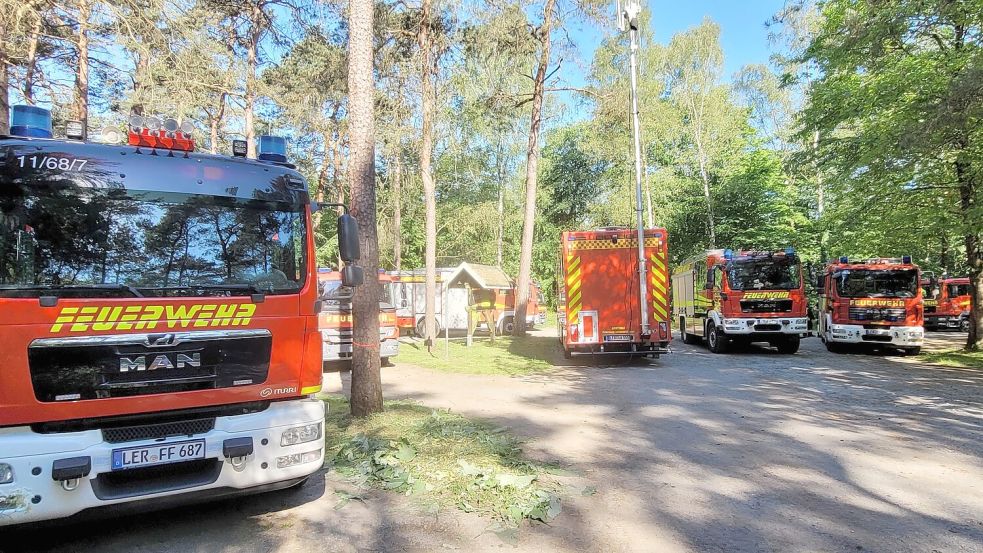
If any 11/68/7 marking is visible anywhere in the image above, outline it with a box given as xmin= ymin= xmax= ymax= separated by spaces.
xmin=16 ymin=155 xmax=88 ymax=171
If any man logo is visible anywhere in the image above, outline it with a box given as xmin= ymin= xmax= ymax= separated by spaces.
xmin=260 ymin=386 xmax=297 ymax=398
xmin=119 ymin=353 xmax=202 ymax=372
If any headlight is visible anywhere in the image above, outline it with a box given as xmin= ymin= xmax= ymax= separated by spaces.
xmin=281 ymin=422 xmax=322 ymax=447
xmin=276 ymin=449 xmax=322 ymax=468
xmin=0 ymin=463 xmax=13 ymax=484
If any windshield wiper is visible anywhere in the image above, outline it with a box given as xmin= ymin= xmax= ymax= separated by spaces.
xmin=0 ymin=284 xmax=145 ymax=298
xmin=139 ymin=283 xmax=269 ymax=299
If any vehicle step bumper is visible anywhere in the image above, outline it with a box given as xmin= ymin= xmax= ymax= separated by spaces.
xmin=826 ymin=324 xmax=924 ymax=347
xmin=0 ymin=398 xmax=325 ymax=526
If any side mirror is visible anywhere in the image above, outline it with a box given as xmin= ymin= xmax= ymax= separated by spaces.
xmin=705 ymin=268 xmax=715 ymax=290
xmin=815 ymin=275 xmax=825 ymax=290
xmin=337 ymin=213 xmax=360 ymax=263
xmin=342 ymin=265 xmax=364 ymax=287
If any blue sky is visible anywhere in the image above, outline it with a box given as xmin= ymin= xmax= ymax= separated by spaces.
xmin=564 ymin=0 xmax=786 ymax=83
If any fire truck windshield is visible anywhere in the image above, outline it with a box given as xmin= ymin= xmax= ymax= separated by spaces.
xmin=381 ymin=282 xmax=396 ymax=307
xmin=949 ymin=283 xmax=970 ymax=297
xmin=833 ymin=269 xmax=919 ymax=298
xmin=0 ymin=187 xmax=307 ymax=298
xmin=726 ymin=258 xmax=800 ymax=290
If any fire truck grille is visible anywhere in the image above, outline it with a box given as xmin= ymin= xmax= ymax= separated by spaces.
xmin=848 ymin=307 xmax=906 ymax=322
xmin=28 ymin=330 xmax=272 ymax=403
xmin=924 ymin=305 xmax=937 ymax=314
xmin=102 ymin=418 xmax=216 ymax=444
xmin=740 ymin=299 xmax=793 ymax=313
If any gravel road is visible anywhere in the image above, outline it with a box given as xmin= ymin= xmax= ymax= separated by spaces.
xmin=5 ymin=331 xmax=981 ymax=553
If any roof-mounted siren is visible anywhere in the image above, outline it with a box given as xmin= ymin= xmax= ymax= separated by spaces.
xmin=839 ymin=256 xmax=849 ymax=264
xmin=723 ymin=249 xmax=734 ymax=260
xmin=10 ymin=105 xmax=53 ymax=138
xmin=257 ymin=135 xmax=288 ymax=163
xmin=127 ymin=115 xmax=195 ymax=151
xmin=902 ymin=255 xmax=912 ymax=264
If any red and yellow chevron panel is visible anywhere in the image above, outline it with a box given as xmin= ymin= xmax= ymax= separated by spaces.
xmin=650 ymin=251 xmax=670 ymax=322
xmin=566 ymin=253 xmax=582 ymax=324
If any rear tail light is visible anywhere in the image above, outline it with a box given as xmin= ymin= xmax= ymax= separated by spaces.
xmin=570 ymin=323 xmax=579 ymax=342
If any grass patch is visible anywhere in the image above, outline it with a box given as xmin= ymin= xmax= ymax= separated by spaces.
xmin=396 ymin=334 xmax=561 ymax=375
xmin=323 ymin=395 xmax=562 ymax=525
xmin=918 ymin=348 xmax=983 ymax=369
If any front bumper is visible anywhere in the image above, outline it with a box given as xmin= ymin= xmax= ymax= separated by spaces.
xmin=925 ymin=315 xmax=964 ymax=329
xmin=720 ymin=317 xmax=809 ymax=336
xmin=0 ymin=398 xmax=325 ymax=526
xmin=322 ymin=332 xmax=398 ymax=361
xmin=826 ymin=324 xmax=923 ymax=346
xmin=380 ymin=338 xmax=399 ymax=359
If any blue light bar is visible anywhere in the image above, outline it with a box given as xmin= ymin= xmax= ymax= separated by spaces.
xmin=257 ymin=135 xmax=287 ymax=163
xmin=10 ymin=105 xmax=53 ymax=138
xmin=839 ymin=256 xmax=849 ymax=263
xmin=902 ymin=255 xmax=912 ymax=264
xmin=723 ymin=249 xmax=734 ymax=260
xmin=785 ymin=246 xmax=795 ymax=256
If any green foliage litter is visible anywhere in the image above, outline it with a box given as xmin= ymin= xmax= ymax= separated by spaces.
xmin=918 ymin=349 xmax=983 ymax=370
xmin=324 ymin=396 xmax=562 ymax=525
xmin=396 ymin=335 xmax=561 ymax=375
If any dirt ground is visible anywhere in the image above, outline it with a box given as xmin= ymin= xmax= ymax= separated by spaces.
xmin=5 ymin=330 xmax=982 ymax=553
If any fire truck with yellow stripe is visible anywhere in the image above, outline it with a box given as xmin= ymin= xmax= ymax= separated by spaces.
xmin=817 ymin=256 xmax=924 ymax=354
xmin=317 ymin=270 xmax=399 ymax=365
xmin=0 ymin=105 xmax=363 ymax=525
xmin=557 ymin=228 xmax=672 ymax=358
xmin=672 ymin=248 xmax=808 ymax=354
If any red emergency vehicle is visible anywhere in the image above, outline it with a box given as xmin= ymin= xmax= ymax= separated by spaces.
xmin=0 ymin=106 xmax=361 ymax=525
xmin=318 ymin=270 xmax=399 ymax=364
xmin=502 ymin=280 xmax=548 ymax=333
xmin=671 ymin=248 xmax=808 ymax=354
xmin=817 ymin=256 xmax=924 ymax=354
xmin=557 ymin=228 xmax=672 ymax=358
xmin=922 ymin=276 xmax=971 ymax=332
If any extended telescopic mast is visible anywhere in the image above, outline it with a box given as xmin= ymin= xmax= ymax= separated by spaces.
xmin=617 ymin=0 xmax=649 ymax=336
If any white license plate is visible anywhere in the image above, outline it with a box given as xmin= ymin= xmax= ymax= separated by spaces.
xmin=604 ymin=334 xmax=632 ymax=342
xmin=111 ymin=439 xmax=206 ymax=471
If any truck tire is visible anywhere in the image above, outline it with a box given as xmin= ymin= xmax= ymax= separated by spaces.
xmin=825 ymin=340 xmax=846 ymax=354
xmin=415 ymin=318 xmax=441 ymax=339
xmin=903 ymin=347 xmax=922 ymax=356
xmin=776 ymin=336 xmax=800 ymax=354
xmin=706 ymin=321 xmax=729 ymax=354
xmin=499 ymin=316 xmax=515 ymax=335
xmin=680 ymin=317 xmax=701 ymax=345
xmin=960 ymin=318 xmax=970 ymax=333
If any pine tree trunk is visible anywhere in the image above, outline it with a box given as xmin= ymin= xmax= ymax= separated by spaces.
xmin=419 ymin=0 xmax=438 ymax=349
xmin=393 ymin=155 xmax=403 ymax=272
xmin=514 ymin=0 xmax=555 ymax=336
xmin=956 ymin=155 xmax=982 ymax=350
xmin=346 ymin=0 xmax=383 ymax=416
xmin=209 ymin=93 xmax=226 ymax=155
xmin=496 ymin=139 xmax=505 ymax=268
xmin=24 ymin=16 xmax=42 ymax=105
xmin=245 ymin=6 xmax=261 ymax=159
xmin=73 ymin=0 xmax=92 ymax=129
xmin=0 ymin=36 xmax=8 ymax=135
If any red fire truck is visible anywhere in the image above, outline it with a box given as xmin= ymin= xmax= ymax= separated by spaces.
xmin=0 ymin=106 xmax=361 ymax=525
xmin=817 ymin=256 xmax=924 ymax=354
xmin=502 ymin=280 xmax=548 ymax=334
xmin=318 ymin=270 xmax=399 ymax=364
xmin=671 ymin=248 xmax=808 ymax=354
xmin=922 ymin=276 xmax=971 ymax=332
xmin=557 ymin=228 xmax=672 ymax=358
